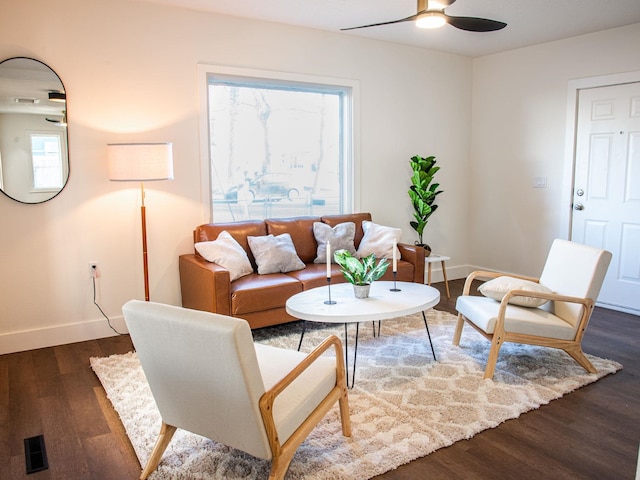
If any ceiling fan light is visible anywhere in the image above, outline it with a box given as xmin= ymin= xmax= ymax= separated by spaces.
xmin=416 ymin=13 xmax=446 ymax=29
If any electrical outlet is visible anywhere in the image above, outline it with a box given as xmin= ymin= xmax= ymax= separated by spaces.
xmin=89 ymin=263 xmax=99 ymax=278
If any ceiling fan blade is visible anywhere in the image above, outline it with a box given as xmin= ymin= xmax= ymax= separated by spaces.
xmin=341 ymin=14 xmax=418 ymax=31
xmin=445 ymin=14 xmax=506 ymax=32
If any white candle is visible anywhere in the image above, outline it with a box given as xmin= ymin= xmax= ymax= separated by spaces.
xmin=326 ymin=242 xmax=331 ymax=278
xmin=392 ymin=239 xmax=398 ymax=272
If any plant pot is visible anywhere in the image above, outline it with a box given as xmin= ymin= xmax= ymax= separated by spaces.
xmin=353 ymin=284 xmax=371 ymax=299
xmin=415 ymin=243 xmax=432 ymax=256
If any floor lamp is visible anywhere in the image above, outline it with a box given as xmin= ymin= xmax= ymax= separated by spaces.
xmin=107 ymin=143 xmax=174 ymax=301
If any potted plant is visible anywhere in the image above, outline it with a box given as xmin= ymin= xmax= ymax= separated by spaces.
xmin=408 ymin=155 xmax=443 ymax=255
xmin=333 ymin=249 xmax=389 ymax=298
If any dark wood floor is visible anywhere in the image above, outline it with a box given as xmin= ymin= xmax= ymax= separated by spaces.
xmin=1 ymin=279 xmax=638 ymax=480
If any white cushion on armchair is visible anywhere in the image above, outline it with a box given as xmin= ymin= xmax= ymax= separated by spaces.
xmin=456 ymin=295 xmax=576 ymax=340
xmin=254 ymin=343 xmax=337 ymax=445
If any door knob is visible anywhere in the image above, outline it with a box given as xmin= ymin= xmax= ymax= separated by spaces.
xmin=574 ymin=203 xmax=584 ymax=211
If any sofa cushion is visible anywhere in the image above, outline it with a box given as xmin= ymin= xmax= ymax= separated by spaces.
xmin=194 ymin=231 xmax=254 ymax=282
xmin=231 ymin=273 xmax=302 ymax=315
xmin=356 ymin=221 xmax=402 ymax=259
xmin=478 ymin=276 xmax=553 ymax=308
xmin=313 ymin=221 xmax=356 ymax=263
xmin=266 ymin=217 xmax=320 ymax=263
xmin=286 ymin=263 xmax=347 ymax=290
xmin=248 ymin=233 xmax=306 ymax=274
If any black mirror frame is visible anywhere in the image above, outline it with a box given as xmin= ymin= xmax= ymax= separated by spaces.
xmin=0 ymin=56 xmax=70 ymax=204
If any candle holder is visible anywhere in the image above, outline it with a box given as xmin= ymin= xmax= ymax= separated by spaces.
xmin=324 ymin=277 xmax=337 ymax=304
xmin=390 ymin=271 xmax=401 ymax=292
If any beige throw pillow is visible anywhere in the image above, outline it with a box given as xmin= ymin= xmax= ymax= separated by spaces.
xmin=313 ymin=221 xmax=357 ymax=263
xmin=478 ymin=276 xmax=553 ymax=308
xmin=356 ymin=221 xmax=402 ymax=259
xmin=247 ymin=233 xmax=306 ymax=274
xmin=195 ymin=231 xmax=253 ymax=281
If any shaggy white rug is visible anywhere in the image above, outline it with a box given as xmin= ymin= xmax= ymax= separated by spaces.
xmin=91 ymin=310 xmax=621 ymax=480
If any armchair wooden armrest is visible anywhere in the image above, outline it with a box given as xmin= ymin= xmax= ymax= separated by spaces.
xmin=259 ymin=335 xmax=351 ymax=474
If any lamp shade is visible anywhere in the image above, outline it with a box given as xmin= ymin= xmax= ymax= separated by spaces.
xmin=107 ymin=143 xmax=174 ymax=181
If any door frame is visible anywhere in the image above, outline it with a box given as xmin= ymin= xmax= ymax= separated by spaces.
xmin=561 ymin=69 xmax=640 ymax=238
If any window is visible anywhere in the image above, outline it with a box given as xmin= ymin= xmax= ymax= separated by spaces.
xmin=200 ymin=66 xmax=356 ymax=222
xmin=30 ymin=133 xmax=64 ymax=191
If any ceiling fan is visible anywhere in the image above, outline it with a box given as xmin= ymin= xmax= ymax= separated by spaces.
xmin=341 ymin=0 xmax=506 ymax=32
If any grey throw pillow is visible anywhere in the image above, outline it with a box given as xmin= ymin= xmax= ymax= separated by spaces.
xmin=247 ymin=233 xmax=305 ymax=274
xmin=313 ymin=221 xmax=357 ymax=263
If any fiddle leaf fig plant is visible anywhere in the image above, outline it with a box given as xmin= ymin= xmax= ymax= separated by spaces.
xmin=408 ymin=155 xmax=443 ymax=246
xmin=333 ymin=249 xmax=389 ymax=286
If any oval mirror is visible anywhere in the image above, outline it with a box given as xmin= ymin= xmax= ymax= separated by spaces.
xmin=0 ymin=57 xmax=69 ymax=204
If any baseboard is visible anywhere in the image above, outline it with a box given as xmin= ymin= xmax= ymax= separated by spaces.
xmin=424 ymin=264 xmax=469 ymax=285
xmin=0 ymin=316 xmax=129 ymax=355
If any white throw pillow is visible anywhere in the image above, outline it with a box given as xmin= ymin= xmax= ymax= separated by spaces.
xmin=356 ymin=221 xmax=401 ymax=259
xmin=313 ymin=221 xmax=357 ymax=263
xmin=195 ymin=231 xmax=253 ymax=281
xmin=478 ymin=276 xmax=553 ymax=308
xmin=247 ymin=233 xmax=306 ymax=274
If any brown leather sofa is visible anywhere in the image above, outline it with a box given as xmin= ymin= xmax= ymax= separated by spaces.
xmin=179 ymin=212 xmax=426 ymax=329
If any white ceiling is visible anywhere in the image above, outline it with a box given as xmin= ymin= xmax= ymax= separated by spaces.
xmin=133 ymin=0 xmax=640 ymax=57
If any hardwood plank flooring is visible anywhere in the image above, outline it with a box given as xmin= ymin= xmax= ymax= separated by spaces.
xmin=0 ymin=279 xmax=637 ymax=479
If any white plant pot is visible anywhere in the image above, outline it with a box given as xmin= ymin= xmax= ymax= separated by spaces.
xmin=353 ymin=284 xmax=371 ymax=299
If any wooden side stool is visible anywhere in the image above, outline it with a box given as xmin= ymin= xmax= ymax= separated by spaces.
xmin=424 ymin=253 xmax=450 ymax=299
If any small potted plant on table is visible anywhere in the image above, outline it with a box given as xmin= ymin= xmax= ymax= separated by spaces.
xmin=334 ymin=249 xmax=389 ymax=298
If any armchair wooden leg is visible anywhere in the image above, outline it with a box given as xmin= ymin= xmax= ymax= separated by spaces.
xmin=338 ymin=386 xmax=352 ymax=437
xmin=484 ymin=333 xmax=503 ymax=380
xmin=564 ymin=345 xmax=597 ymax=374
xmin=140 ymin=422 xmax=177 ymax=480
xmin=269 ymin=452 xmax=295 ymax=480
xmin=452 ymin=313 xmax=465 ymax=346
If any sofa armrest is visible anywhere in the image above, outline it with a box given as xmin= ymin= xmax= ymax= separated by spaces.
xmin=397 ymin=243 xmax=426 ymax=283
xmin=179 ymin=254 xmax=232 ymax=315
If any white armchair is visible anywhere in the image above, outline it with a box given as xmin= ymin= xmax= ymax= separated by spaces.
xmin=453 ymin=239 xmax=612 ymax=380
xmin=122 ymin=300 xmax=351 ymax=480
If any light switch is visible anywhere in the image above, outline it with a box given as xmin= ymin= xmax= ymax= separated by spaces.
xmin=533 ymin=176 xmax=547 ymax=188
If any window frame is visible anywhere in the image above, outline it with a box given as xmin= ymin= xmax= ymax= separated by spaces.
xmin=197 ymin=64 xmax=360 ymax=223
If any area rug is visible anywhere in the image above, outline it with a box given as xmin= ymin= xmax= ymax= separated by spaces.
xmin=90 ymin=310 xmax=622 ymax=480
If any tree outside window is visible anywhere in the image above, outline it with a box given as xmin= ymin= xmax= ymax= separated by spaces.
xmin=206 ymin=74 xmax=353 ymax=222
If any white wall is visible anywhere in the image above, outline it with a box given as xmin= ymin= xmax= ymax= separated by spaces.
xmin=469 ymin=23 xmax=640 ymax=276
xmin=0 ymin=0 xmax=472 ymax=353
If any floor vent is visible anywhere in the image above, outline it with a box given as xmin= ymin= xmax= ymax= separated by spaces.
xmin=24 ymin=435 xmax=49 ymax=474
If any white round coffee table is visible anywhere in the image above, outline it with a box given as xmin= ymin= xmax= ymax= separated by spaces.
xmin=286 ymin=281 xmax=440 ymax=387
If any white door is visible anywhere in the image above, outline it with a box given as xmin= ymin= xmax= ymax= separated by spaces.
xmin=571 ymin=81 xmax=640 ymax=314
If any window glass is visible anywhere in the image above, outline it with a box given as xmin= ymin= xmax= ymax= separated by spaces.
xmin=206 ymin=73 xmax=353 ymax=221
xmin=30 ymin=134 xmax=64 ymax=191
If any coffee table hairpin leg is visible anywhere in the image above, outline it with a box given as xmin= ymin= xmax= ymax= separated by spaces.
xmin=422 ymin=311 xmax=437 ymax=361
xmin=298 ymin=313 xmax=435 ymax=388
xmin=298 ymin=320 xmax=360 ymax=389
xmin=344 ymin=322 xmax=360 ymax=389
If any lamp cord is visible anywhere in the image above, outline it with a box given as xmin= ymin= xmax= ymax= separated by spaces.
xmin=92 ymin=276 xmax=125 ymax=335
